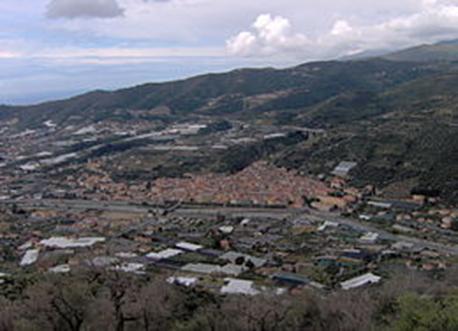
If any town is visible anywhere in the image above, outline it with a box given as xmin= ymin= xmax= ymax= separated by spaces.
xmin=1 ymin=116 xmax=457 ymax=299
xmin=4 ymin=1 xmax=458 ymax=328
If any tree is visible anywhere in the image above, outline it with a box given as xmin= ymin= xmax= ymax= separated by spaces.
xmin=102 ymin=271 xmax=138 ymax=331
xmin=0 ymin=297 xmax=16 ymax=331
xmin=393 ymin=292 xmax=458 ymax=331
xmin=135 ymin=281 xmax=183 ymax=331
xmin=20 ymin=276 xmax=96 ymax=331
xmin=178 ymin=295 xmax=293 ymax=331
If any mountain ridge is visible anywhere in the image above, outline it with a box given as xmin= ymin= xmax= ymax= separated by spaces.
xmin=1 ymin=41 xmax=458 ymax=203
xmin=383 ymin=39 xmax=458 ymax=62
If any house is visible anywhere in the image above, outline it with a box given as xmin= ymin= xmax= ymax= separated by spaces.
xmin=315 ymin=256 xmax=338 ymax=268
xmin=146 ymin=248 xmax=183 ymax=260
xmin=220 ymin=251 xmax=267 ymax=268
xmin=318 ymin=221 xmax=339 ymax=232
xmin=49 ymin=264 xmax=71 ymax=273
xmin=368 ymin=200 xmax=420 ymax=212
xmin=0 ymin=272 xmax=10 ymax=284
xmin=391 ymin=200 xmax=421 ymax=212
xmin=219 ymin=226 xmax=234 ymax=235
xmin=176 ymin=242 xmax=203 ymax=252
xmin=221 ymin=278 xmax=259 ymax=296
xmin=219 ymin=264 xmax=246 ymax=276
xmin=20 ymin=249 xmax=39 ymax=266
xmin=368 ymin=201 xmax=393 ymax=209
xmin=272 ymin=272 xmax=311 ymax=286
xmin=332 ymin=161 xmax=358 ymax=177
xmin=392 ymin=225 xmax=413 ymax=233
xmin=317 ymin=196 xmax=348 ymax=210
xmin=360 ymin=232 xmax=379 ymax=244
xmin=199 ymin=248 xmax=224 ymax=257
xmin=392 ymin=241 xmax=415 ymax=251
xmin=181 ymin=263 xmax=220 ymax=274
xmin=113 ymin=263 xmax=145 ymax=274
xmin=359 ymin=214 xmax=372 ymax=221
xmin=240 ymin=218 xmax=251 ymax=226
xmin=40 ymin=237 xmax=105 ymax=249
xmin=91 ymin=256 xmax=119 ymax=268
xmin=340 ymin=273 xmax=381 ymax=290
xmin=340 ymin=249 xmax=374 ymax=262
xmin=167 ymin=276 xmax=198 ymax=287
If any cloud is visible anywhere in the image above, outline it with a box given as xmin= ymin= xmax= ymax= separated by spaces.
xmin=330 ymin=20 xmax=353 ymax=36
xmin=30 ymin=46 xmax=225 ymax=62
xmin=46 ymin=0 xmax=124 ymax=19
xmin=8 ymin=0 xmax=458 ymax=104
xmin=227 ymin=14 xmax=308 ymax=57
xmin=227 ymin=0 xmax=458 ymax=60
xmin=0 ymin=51 xmax=18 ymax=59
xmin=226 ymin=32 xmax=257 ymax=56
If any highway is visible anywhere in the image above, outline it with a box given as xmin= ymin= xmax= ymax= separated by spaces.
xmin=309 ymin=210 xmax=458 ymax=255
xmin=3 ymin=198 xmax=458 ymax=255
xmin=0 ymin=198 xmax=299 ymax=219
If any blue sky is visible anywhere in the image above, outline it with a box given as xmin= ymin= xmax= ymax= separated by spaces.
xmin=2 ymin=0 xmax=458 ymax=105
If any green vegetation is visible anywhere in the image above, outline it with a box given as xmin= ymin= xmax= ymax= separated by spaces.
xmin=2 ymin=42 xmax=458 ymax=203
xmin=384 ymin=40 xmax=458 ymax=63
xmin=3 ymin=267 xmax=458 ymax=331
xmin=393 ymin=292 xmax=458 ymax=331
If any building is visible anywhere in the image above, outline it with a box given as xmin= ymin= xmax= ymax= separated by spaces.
xmin=332 ymin=161 xmax=358 ymax=177
xmin=340 ymin=273 xmax=381 ymax=290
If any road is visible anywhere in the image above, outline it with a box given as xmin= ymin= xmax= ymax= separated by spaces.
xmin=309 ymin=210 xmax=458 ymax=255
xmin=0 ymin=198 xmax=298 ymax=219
xmin=3 ymin=198 xmax=458 ymax=255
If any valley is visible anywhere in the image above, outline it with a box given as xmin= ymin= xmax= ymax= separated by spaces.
xmin=1 ymin=41 xmax=458 ymax=330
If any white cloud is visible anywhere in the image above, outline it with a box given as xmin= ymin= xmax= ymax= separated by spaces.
xmin=331 ymin=20 xmax=353 ymax=36
xmin=40 ymin=0 xmax=445 ymax=51
xmin=47 ymin=0 xmax=124 ymax=19
xmin=227 ymin=0 xmax=458 ymax=60
xmin=0 ymin=38 xmax=28 ymax=60
xmin=227 ymin=14 xmax=308 ymax=57
xmin=227 ymin=32 xmax=257 ymax=56
xmin=6 ymin=0 xmax=458 ymax=105
xmin=0 ymin=51 xmax=18 ymax=59
xmin=30 ymin=46 xmax=224 ymax=61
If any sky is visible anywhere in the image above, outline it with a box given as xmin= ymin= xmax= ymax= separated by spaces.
xmin=2 ymin=0 xmax=458 ymax=104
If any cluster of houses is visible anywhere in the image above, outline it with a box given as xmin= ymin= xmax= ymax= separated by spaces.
xmin=149 ymin=161 xmax=333 ymax=208
xmin=2 ymin=196 xmax=455 ymax=298
xmin=1 ymin=117 xmax=458 ymax=299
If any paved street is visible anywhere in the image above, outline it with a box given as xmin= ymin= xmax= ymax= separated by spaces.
xmin=3 ymin=198 xmax=458 ymax=255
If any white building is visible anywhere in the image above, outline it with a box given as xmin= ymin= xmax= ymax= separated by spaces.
xmin=40 ymin=237 xmax=105 ymax=249
xmin=341 ymin=273 xmax=381 ymax=290
xmin=176 ymin=242 xmax=203 ymax=252
xmin=20 ymin=249 xmax=40 ymax=267
xmin=146 ymin=248 xmax=183 ymax=260
xmin=221 ymin=278 xmax=259 ymax=296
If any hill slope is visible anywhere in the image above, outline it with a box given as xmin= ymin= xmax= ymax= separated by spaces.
xmin=383 ymin=40 xmax=458 ymax=63
xmin=1 ymin=46 xmax=458 ymax=204
xmin=0 ymin=59 xmax=440 ymax=129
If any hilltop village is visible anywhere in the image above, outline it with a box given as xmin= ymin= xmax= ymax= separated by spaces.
xmin=0 ymin=116 xmax=457 ymax=299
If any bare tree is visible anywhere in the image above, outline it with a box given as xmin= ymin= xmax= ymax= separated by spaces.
xmin=0 ymin=297 xmax=16 ymax=331
xmin=20 ymin=275 xmax=96 ymax=331
xmin=132 ymin=281 xmax=183 ymax=331
xmin=102 ymin=271 xmax=140 ymax=331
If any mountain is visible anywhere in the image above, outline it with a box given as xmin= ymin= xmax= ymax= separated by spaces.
xmin=0 ymin=59 xmax=441 ymax=129
xmin=383 ymin=39 xmax=458 ymax=63
xmin=1 ymin=42 xmax=458 ymax=204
